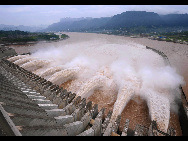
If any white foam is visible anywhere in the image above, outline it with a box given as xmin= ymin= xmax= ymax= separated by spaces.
xmin=15 ymin=33 xmax=184 ymax=131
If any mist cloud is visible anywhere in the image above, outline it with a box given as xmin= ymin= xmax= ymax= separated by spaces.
xmin=10 ymin=33 xmax=185 ymax=132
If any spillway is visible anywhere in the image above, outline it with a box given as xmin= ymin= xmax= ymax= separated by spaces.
xmin=1 ymin=32 xmax=187 ymax=136
xmin=48 ymin=67 xmax=80 ymax=85
xmin=7 ymin=54 xmax=29 ymax=62
xmin=20 ymin=59 xmax=52 ymax=71
xmin=38 ymin=65 xmax=64 ymax=78
xmin=14 ymin=57 xmax=37 ymax=66
xmin=76 ymin=75 xmax=108 ymax=99
xmin=144 ymin=89 xmax=170 ymax=133
xmin=110 ymin=76 xmax=140 ymax=122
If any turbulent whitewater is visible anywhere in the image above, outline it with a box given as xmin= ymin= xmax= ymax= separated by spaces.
xmin=8 ymin=32 xmax=184 ymax=132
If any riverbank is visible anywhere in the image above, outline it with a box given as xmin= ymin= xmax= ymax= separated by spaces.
xmin=0 ymin=30 xmax=69 ymax=49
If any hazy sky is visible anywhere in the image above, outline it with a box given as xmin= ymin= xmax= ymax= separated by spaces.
xmin=0 ymin=5 xmax=188 ymax=26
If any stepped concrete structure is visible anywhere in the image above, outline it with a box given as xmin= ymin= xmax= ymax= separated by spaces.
xmin=0 ymin=46 xmax=17 ymax=59
xmin=0 ymin=46 xmax=187 ymax=136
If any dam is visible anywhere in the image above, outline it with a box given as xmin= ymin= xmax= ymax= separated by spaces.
xmin=0 ymin=32 xmax=188 ymax=136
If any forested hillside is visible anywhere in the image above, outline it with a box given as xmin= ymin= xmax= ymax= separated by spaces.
xmin=43 ymin=11 xmax=188 ymax=32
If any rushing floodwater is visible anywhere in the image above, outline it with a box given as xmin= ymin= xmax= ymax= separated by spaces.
xmin=9 ymin=32 xmax=188 ymax=135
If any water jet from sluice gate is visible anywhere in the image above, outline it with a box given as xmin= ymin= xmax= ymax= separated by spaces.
xmin=76 ymin=75 xmax=108 ymax=99
xmin=20 ymin=59 xmax=52 ymax=71
xmin=47 ymin=67 xmax=80 ymax=86
xmin=38 ymin=65 xmax=64 ymax=78
xmin=10 ymin=33 xmax=185 ymax=133
xmin=110 ymin=76 xmax=140 ymax=123
xmin=144 ymin=89 xmax=170 ymax=133
xmin=7 ymin=54 xmax=29 ymax=62
xmin=14 ymin=57 xmax=38 ymax=66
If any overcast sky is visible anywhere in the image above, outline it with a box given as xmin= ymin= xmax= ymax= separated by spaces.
xmin=0 ymin=5 xmax=188 ymax=26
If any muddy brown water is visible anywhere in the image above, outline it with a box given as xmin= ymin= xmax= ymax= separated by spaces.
xmin=9 ymin=32 xmax=188 ymax=136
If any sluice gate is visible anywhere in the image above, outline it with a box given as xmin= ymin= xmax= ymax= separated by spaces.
xmin=0 ymin=46 xmax=186 ymax=136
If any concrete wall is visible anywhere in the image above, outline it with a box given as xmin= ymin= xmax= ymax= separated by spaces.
xmin=0 ymin=46 xmax=17 ymax=60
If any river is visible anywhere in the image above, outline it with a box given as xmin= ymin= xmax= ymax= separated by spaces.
xmin=9 ymin=32 xmax=188 ymax=135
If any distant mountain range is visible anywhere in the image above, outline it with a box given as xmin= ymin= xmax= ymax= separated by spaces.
xmin=43 ymin=11 xmax=188 ymax=32
xmin=1 ymin=11 xmax=188 ymax=33
xmin=44 ymin=17 xmax=111 ymax=32
xmin=0 ymin=24 xmax=48 ymax=32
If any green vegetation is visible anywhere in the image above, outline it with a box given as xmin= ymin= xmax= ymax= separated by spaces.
xmin=0 ymin=30 xmax=69 ymax=44
xmin=61 ymin=34 xmax=69 ymax=39
xmin=161 ymin=31 xmax=188 ymax=43
xmin=99 ymin=27 xmax=188 ymax=44
xmin=36 ymin=33 xmax=59 ymax=41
